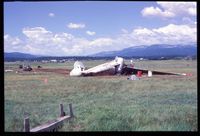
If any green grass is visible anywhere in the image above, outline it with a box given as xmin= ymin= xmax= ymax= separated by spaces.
xmin=4 ymin=60 xmax=197 ymax=131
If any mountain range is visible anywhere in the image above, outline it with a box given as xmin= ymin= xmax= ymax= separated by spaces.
xmin=4 ymin=44 xmax=197 ymax=60
xmin=4 ymin=52 xmax=39 ymax=59
xmin=91 ymin=44 xmax=197 ymax=57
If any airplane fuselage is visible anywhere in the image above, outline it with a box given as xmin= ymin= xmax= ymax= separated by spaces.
xmin=69 ymin=57 xmax=124 ymax=76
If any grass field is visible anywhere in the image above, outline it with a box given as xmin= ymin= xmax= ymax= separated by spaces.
xmin=4 ymin=59 xmax=197 ymax=131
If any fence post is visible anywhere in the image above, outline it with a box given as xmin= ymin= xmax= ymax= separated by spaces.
xmin=24 ymin=117 xmax=30 ymax=132
xmin=60 ymin=104 xmax=65 ymax=117
xmin=69 ymin=103 xmax=74 ymax=117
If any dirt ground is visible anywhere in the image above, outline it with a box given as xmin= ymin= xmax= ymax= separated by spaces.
xmin=33 ymin=68 xmax=71 ymax=75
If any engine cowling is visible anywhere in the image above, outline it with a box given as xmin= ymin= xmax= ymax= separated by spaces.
xmin=69 ymin=61 xmax=85 ymax=76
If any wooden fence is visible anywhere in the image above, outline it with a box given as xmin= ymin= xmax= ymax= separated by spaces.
xmin=24 ymin=103 xmax=74 ymax=132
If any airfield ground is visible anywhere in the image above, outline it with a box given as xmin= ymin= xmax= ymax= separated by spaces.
xmin=4 ymin=59 xmax=197 ymax=131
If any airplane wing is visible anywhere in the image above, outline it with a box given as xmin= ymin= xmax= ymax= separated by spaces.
xmin=70 ymin=57 xmax=187 ymax=77
xmin=121 ymin=65 xmax=186 ymax=76
xmin=82 ymin=68 xmax=116 ymax=76
xmin=82 ymin=64 xmax=121 ymax=76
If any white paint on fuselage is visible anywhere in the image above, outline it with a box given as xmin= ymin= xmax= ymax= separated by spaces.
xmin=69 ymin=56 xmax=124 ymax=76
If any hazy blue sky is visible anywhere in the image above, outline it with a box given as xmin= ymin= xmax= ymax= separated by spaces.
xmin=4 ymin=1 xmax=197 ymax=56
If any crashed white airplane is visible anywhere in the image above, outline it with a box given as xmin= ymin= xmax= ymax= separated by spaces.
xmin=69 ymin=56 xmax=186 ymax=77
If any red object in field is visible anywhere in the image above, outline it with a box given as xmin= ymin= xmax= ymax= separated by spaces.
xmin=186 ymin=73 xmax=192 ymax=76
xmin=44 ymin=78 xmax=48 ymax=84
xmin=137 ymin=71 xmax=142 ymax=77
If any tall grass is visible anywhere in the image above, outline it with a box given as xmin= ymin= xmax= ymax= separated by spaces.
xmin=4 ymin=60 xmax=197 ymax=131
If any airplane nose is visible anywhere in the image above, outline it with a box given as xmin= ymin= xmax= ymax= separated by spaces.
xmin=69 ymin=69 xmax=82 ymax=76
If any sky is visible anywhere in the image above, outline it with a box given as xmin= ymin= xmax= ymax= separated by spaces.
xmin=4 ymin=1 xmax=197 ymax=56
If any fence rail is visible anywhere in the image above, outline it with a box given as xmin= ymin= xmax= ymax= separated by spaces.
xmin=24 ymin=103 xmax=74 ymax=132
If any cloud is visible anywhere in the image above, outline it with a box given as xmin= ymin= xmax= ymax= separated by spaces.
xmin=157 ymin=2 xmax=196 ymax=16
xmin=141 ymin=6 xmax=175 ymax=18
xmin=21 ymin=27 xmax=80 ymax=55
xmin=119 ymin=23 xmax=196 ymax=46
xmin=5 ymin=27 xmax=115 ymax=55
xmin=121 ymin=29 xmax=128 ymax=33
xmin=89 ymin=38 xmax=113 ymax=47
xmin=22 ymin=27 xmax=54 ymax=45
xmin=86 ymin=30 xmax=96 ymax=36
xmin=4 ymin=34 xmax=23 ymax=52
xmin=141 ymin=2 xmax=196 ymax=18
xmin=23 ymin=27 xmax=52 ymax=39
xmin=67 ymin=23 xmax=85 ymax=29
xmin=48 ymin=13 xmax=55 ymax=17
xmin=4 ymin=34 xmax=22 ymax=44
xmin=134 ymin=28 xmax=155 ymax=36
xmin=4 ymin=23 xmax=196 ymax=56
xmin=53 ymin=33 xmax=74 ymax=44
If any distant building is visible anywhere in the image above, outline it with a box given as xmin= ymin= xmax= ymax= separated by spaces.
xmin=5 ymin=69 xmax=13 ymax=72
xmin=42 ymin=60 xmax=49 ymax=63
xmin=59 ymin=59 xmax=66 ymax=63
xmin=50 ymin=59 xmax=57 ymax=63
xmin=184 ymin=56 xmax=192 ymax=60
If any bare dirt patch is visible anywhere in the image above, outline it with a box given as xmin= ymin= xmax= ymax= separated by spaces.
xmin=33 ymin=68 xmax=71 ymax=75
